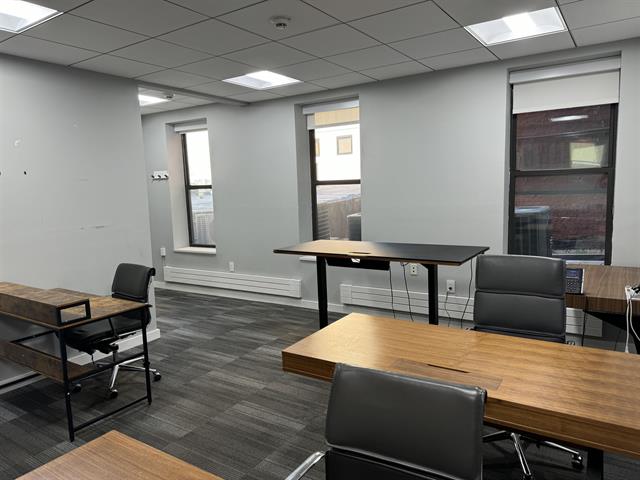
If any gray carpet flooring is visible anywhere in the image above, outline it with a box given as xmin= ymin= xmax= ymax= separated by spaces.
xmin=0 ymin=288 xmax=638 ymax=479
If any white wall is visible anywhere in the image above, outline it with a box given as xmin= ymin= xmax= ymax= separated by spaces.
xmin=142 ymin=39 xmax=640 ymax=312
xmin=0 ymin=54 xmax=154 ymax=384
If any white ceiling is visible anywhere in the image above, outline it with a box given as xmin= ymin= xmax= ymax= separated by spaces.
xmin=0 ymin=0 xmax=638 ymax=115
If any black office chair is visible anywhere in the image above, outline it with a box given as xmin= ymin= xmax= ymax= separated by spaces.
xmin=286 ymin=363 xmax=486 ymax=480
xmin=473 ymin=254 xmax=583 ymax=479
xmin=65 ymin=263 xmax=161 ymax=398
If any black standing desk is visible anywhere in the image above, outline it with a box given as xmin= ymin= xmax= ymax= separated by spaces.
xmin=274 ymin=240 xmax=489 ymax=328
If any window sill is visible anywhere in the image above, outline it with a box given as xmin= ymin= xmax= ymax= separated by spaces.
xmin=174 ymin=247 xmax=216 ymax=255
xmin=299 ymin=255 xmax=316 ymax=262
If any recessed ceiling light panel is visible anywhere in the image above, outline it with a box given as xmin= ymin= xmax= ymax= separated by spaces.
xmin=0 ymin=0 xmax=60 ymax=33
xmin=223 ymin=70 xmax=300 ymax=90
xmin=138 ymin=94 xmax=170 ymax=106
xmin=465 ymin=7 xmax=566 ymax=46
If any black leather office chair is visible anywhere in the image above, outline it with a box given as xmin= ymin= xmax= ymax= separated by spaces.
xmin=286 ymin=363 xmax=486 ymax=480
xmin=65 ymin=263 xmax=161 ymax=398
xmin=474 ymin=254 xmax=583 ymax=479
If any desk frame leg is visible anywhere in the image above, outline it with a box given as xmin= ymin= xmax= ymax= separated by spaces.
xmin=586 ymin=448 xmax=603 ymax=480
xmin=58 ymin=331 xmax=75 ymax=442
xmin=424 ymin=264 xmax=439 ymax=325
xmin=316 ymin=256 xmax=328 ymax=329
xmin=141 ymin=309 xmax=152 ymax=405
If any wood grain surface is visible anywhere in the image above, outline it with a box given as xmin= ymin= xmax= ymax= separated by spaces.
xmin=0 ymin=284 xmax=147 ymax=330
xmin=565 ymin=265 xmax=640 ymax=315
xmin=18 ymin=430 xmax=224 ymax=480
xmin=0 ymin=341 xmax=91 ymax=382
xmin=283 ymin=313 xmax=640 ymax=458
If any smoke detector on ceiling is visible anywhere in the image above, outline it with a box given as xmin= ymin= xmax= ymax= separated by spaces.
xmin=270 ymin=15 xmax=291 ymax=30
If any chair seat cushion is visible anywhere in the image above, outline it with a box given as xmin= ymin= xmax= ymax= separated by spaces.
xmin=64 ymin=313 xmax=147 ymax=354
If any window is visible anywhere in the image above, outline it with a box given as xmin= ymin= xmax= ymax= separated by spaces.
xmin=508 ymin=104 xmax=616 ymax=263
xmin=306 ymin=102 xmax=361 ymax=240
xmin=182 ymin=130 xmax=214 ymax=247
xmin=336 ymin=135 xmax=352 ymax=155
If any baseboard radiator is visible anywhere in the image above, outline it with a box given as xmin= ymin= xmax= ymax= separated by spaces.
xmin=340 ymin=284 xmax=602 ymax=337
xmin=164 ymin=266 xmax=302 ymax=298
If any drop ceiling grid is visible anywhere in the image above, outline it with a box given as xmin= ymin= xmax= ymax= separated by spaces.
xmin=0 ymin=0 xmax=638 ymax=109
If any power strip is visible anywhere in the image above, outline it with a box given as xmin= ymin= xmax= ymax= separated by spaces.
xmin=624 ymin=285 xmax=640 ymax=353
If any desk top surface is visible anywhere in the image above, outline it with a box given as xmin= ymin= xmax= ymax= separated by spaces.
xmin=274 ymin=240 xmax=489 ymax=265
xmin=566 ymin=264 xmax=640 ymax=315
xmin=0 ymin=283 xmax=147 ymax=330
xmin=18 ymin=430 xmax=223 ymax=480
xmin=283 ymin=313 xmax=640 ymax=458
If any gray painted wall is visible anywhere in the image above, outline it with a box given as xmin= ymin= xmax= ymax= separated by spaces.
xmin=142 ymin=39 xmax=640 ymax=312
xmin=0 ymin=54 xmax=154 ymax=384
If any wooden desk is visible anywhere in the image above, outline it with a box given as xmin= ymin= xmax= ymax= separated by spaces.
xmin=274 ymin=240 xmax=488 ymax=328
xmin=566 ymin=265 xmax=640 ymax=352
xmin=18 ymin=431 xmax=223 ymax=480
xmin=0 ymin=282 xmax=153 ymax=441
xmin=566 ymin=265 xmax=640 ymax=315
xmin=283 ymin=313 xmax=640 ymax=478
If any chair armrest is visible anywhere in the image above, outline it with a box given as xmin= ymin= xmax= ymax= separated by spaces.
xmin=284 ymin=451 xmax=325 ymax=480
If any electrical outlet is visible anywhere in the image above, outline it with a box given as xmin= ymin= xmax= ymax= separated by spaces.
xmin=160 ymin=247 xmax=166 ymax=257
xmin=409 ymin=263 xmax=418 ymax=276
xmin=446 ymin=280 xmax=456 ymax=294
xmin=229 ymin=261 xmax=235 ymax=272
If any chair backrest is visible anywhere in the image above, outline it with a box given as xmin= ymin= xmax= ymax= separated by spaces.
xmin=474 ymin=254 xmax=566 ymax=343
xmin=111 ymin=263 xmax=155 ymax=303
xmin=325 ymin=364 xmax=485 ymax=480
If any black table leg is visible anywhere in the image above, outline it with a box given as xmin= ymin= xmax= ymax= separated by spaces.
xmin=425 ymin=264 xmax=439 ymax=325
xmin=141 ymin=308 xmax=152 ymax=405
xmin=586 ymin=448 xmax=603 ymax=480
xmin=58 ymin=330 xmax=75 ymax=442
xmin=317 ymin=256 xmax=328 ymax=329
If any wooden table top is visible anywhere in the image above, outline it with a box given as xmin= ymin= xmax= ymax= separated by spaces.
xmin=274 ymin=240 xmax=489 ymax=266
xmin=283 ymin=313 xmax=640 ymax=458
xmin=0 ymin=283 xmax=147 ymax=330
xmin=566 ymin=265 xmax=640 ymax=315
xmin=18 ymin=431 xmax=223 ymax=480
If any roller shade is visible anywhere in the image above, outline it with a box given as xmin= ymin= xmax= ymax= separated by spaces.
xmin=511 ymin=58 xmax=620 ymax=114
xmin=304 ymin=99 xmax=359 ymax=129
xmin=174 ymin=120 xmax=207 ymax=133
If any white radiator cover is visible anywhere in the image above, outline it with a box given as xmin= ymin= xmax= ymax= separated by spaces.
xmin=164 ymin=266 xmax=301 ymax=298
xmin=340 ymin=284 xmax=602 ymax=337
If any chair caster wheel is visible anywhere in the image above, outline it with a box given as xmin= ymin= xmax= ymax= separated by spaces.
xmin=153 ymin=372 xmax=162 ymax=382
xmin=522 ymin=474 xmax=534 ymax=480
xmin=71 ymin=383 xmax=82 ymax=393
xmin=571 ymin=454 xmax=584 ymax=469
xmin=109 ymin=389 xmax=118 ymax=399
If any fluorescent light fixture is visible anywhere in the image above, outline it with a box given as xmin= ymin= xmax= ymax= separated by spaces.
xmin=0 ymin=0 xmax=60 ymax=33
xmin=138 ymin=94 xmax=169 ymax=106
xmin=465 ymin=7 xmax=566 ymax=46
xmin=550 ymin=114 xmax=589 ymax=122
xmin=223 ymin=70 xmax=300 ymax=90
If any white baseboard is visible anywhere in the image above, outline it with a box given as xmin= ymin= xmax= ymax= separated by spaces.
xmin=340 ymin=283 xmax=603 ymax=337
xmin=0 ymin=328 xmax=161 ymax=394
xmin=155 ymin=280 xmax=345 ymax=312
xmin=163 ymin=266 xmax=301 ymax=298
xmin=156 ymin=280 xmax=603 ymax=337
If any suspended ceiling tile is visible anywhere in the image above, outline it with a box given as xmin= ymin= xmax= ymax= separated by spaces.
xmin=219 ymin=0 xmax=338 ymax=40
xmin=350 ymin=2 xmax=458 ymax=43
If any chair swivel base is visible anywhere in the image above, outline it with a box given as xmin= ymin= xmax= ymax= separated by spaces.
xmin=484 ymin=430 xmax=583 ymax=479
xmin=107 ymin=355 xmax=161 ymax=398
xmin=73 ymin=355 xmax=161 ymax=398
